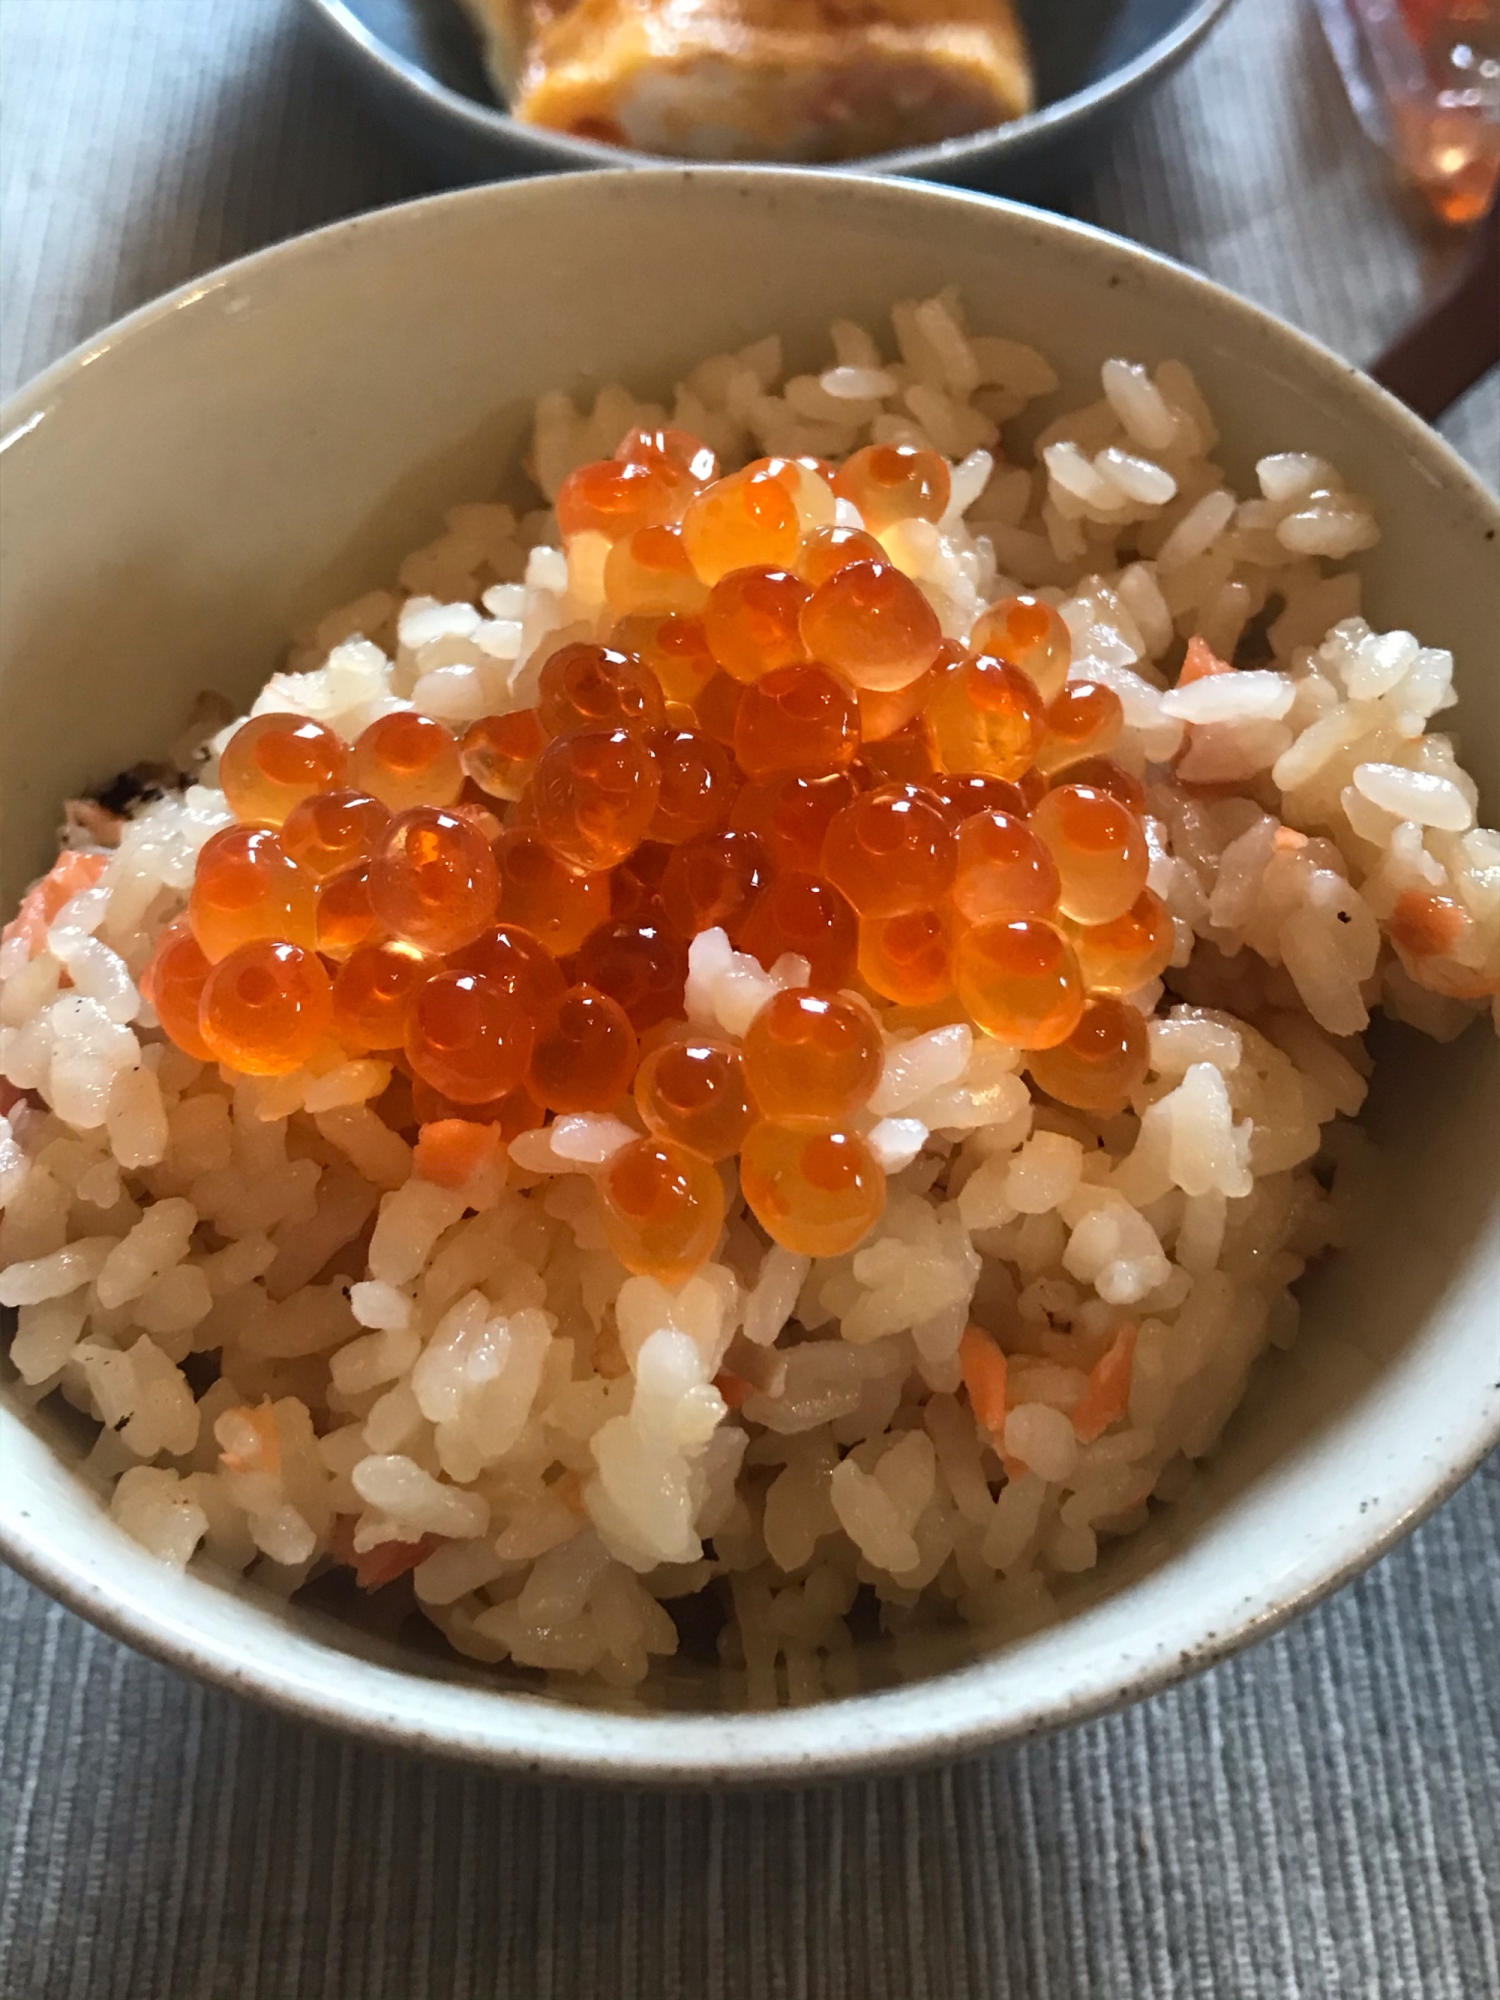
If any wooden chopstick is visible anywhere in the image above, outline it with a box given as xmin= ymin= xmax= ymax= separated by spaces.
xmin=1368 ymin=192 xmax=1500 ymax=425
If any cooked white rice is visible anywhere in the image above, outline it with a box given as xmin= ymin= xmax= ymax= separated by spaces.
xmin=2 ymin=290 xmax=1496 ymax=1702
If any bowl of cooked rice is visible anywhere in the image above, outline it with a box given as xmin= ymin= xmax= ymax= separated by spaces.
xmin=1 ymin=169 xmax=1495 ymax=1782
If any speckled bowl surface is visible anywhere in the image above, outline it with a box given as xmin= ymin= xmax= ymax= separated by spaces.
xmin=1 ymin=169 xmax=1496 ymax=1783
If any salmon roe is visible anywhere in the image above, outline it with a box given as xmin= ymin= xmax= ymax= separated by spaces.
xmin=1027 ymin=997 xmax=1149 ymax=1115
xmin=405 ymin=971 xmax=533 ymax=1105
xmin=538 ymin=642 xmax=666 ymax=740
xmin=740 ymin=1124 xmax=886 ymax=1258
xmin=199 ymin=940 xmax=332 ymax=1075
xmin=1035 ymin=680 xmax=1124 ymax=775
xmin=736 ymin=875 xmax=858 ymax=990
xmin=634 ymin=1037 xmax=754 ymax=1161
xmin=646 ymin=728 xmax=735 ymax=845
xmin=349 ymin=711 xmax=464 ymax=813
xmin=734 ymin=665 xmax=859 ymax=779
xmin=927 ymin=653 xmax=1046 ymax=780
xmin=280 ymin=791 xmax=390 ymax=881
xmin=528 ymin=985 xmax=637 ymax=1113
xmin=599 ymin=1138 xmax=726 ymax=1285
xmin=494 ymin=828 xmax=612 ymax=957
xmin=858 ymin=907 xmax=954 ymax=1007
xmin=570 ymin=917 xmax=688 ymax=1031
xmin=1066 ymin=889 xmax=1175 ymax=995
xmin=1030 ymin=783 xmax=1149 ymax=927
xmin=704 ymin=567 xmax=809 ymax=682
xmin=175 ymin=436 xmax=1167 ymax=1286
xmin=531 ymin=728 xmax=661 ymax=872
xmin=189 ymin=826 xmax=317 ymax=963
xmin=970 ymin=594 xmax=1073 ymax=702
xmin=682 ymin=467 xmax=802 ymax=584
xmin=332 ymin=941 xmax=429 ymax=1052
xmin=143 ymin=921 xmax=214 ymax=1061
xmin=821 ymin=784 xmax=956 ymax=917
xmin=659 ymin=830 xmax=770 ymax=938
xmin=833 ymin=444 xmax=951 ymax=532
xmin=460 ymin=710 xmax=546 ymax=801
xmin=800 ymin=562 xmax=942 ymax=694
xmin=952 ymin=810 xmax=1061 ymax=924
xmin=955 ymin=918 xmax=1085 ymax=1048
xmin=219 ymin=713 xmax=348 ymax=826
xmin=742 ymin=988 xmax=882 ymax=1128
xmin=368 ymin=808 xmax=499 ymax=953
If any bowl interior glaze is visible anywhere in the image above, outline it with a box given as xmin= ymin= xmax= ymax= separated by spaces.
xmin=1 ymin=171 xmax=1495 ymax=1781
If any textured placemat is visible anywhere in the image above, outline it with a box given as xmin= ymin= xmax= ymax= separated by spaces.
xmin=1 ymin=2 xmax=1496 ymax=1995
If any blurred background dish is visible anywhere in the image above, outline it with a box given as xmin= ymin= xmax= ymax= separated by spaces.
xmin=302 ymin=0 xmax=1236 ymax=196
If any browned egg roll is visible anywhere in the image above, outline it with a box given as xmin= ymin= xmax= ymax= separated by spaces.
xmin=461 ymin=0 xmax=1035 ymax=161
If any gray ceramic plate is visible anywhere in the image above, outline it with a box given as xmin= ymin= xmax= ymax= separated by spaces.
xmin=303 ymin=0 xmax=1236 ymax=196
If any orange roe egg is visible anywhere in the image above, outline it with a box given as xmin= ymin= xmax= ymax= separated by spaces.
xmin=367 ymin=807 xmax=499 ymax=953
xmin=315 ymin=864 xmax=379 ymax=959
xmin=494 ymin=828 xmax=611 ymax=956
xmin=531 ymin=727 xmax=661 ymax=871
xmin=1030 ymin=783 xmax=1149 ymax=926
xmin=634 ymin=1037 xmax=754 ymax=1161
xmin=799 ymin=561 xmax=942 ymax=694
xmin=1034 ymin=679 xmax=1125 ymax=776
xmin=614 ymin=426 xmax=718 ymax=484
xmin=955 ymin=918 xmax=1084 ymax=1048
xmin=451 ymin=923 xmax=568 ymax=1013
xmin=199 ymin=940 xmax=332 ymax=1075
xmin=614 ymin=615 xmax=718 ymax=706
xmin=741 ymin=988 xmax=881 ymax=1127
xmin=460 ymin=710 xmax=546 ymax=801
xmin=1053 ymin=756 xmax=1145 ymax=815
xmin=740 ymin=1123 xmax=885 ymax=1259
xmin=734 ymin=665 xmax=858 ymax=779
xmin=404 ymin=970 xmax=533 ymax=1105
xmin=749 ymin=455 xmax=838 ymax=531
xmin=1028 ymin=997 xmax=1149 ymax=1115
xmin=730 ymin=769 xmax=860 ymax=873
xmin=659 ymin=830 xmax=770 ymax=938
xmin=570 ymin=918 xmax=688 ymax=1031
xmin=646 ymin=728 xmax=736 ymax=845
xmin=930 ymin=771 xmax=1030 ymax=822
xmin=833 ymin=443 xmax=951 ymax=532
xmin=528 ymin=984 xmax=638 ymax=1113
xmin=218 ymin=713 xmax=348 ymax=827
xmin=604 ymin=525 xmax=708 ymax=618
xmin=280 ymin=790 xmax=390 ymax=881
xmin=952 ymin=810 xmax=1061 ymax=923
xmin=703 ymin=567 xmax=809 ymax=682
xmin=682 ymin=467 xmax=801 ymax=584
xmin=537 ymin=641 xmax=666 ymax=739
xmin=856 ymin=717 xmax=937 ymax=789
xmin=926 ymin=652 xmax=1045 ymax=780
xmin=692 ymin=671 xmax=746 ymax=746
xmin=142 ymin=921 xmax=213 ymax=1060
xmin=859 ymin=907 xmax=954 ymax=1007
xmin=188 ymin=825 xmax=317 ymax=963
xmin=599 ymin=1137 xmax=726 ymax=1285
xmin=1066 ymin=889 xmax=1175 ymax=994
xmin=821 ymin=783 xmax=956 ymax=918
xmin=737 ymin=874 xmax=858 ymax=989
xmin=970 ymin=594 xmax=1073 ymax=702
xmin=858 ymin=669 xmax=935 ymax=745
xmin=610 ymin=841 xmax=673 ymax=923
xmin=794 ymin=525 xmax=886 ymax=588
xmin=331 ymin=941 xmax=428 ymax=1051
xmin=555 ymin=456 xmax=691 ymax=544
xmin=349 ymin=712 xmax=464 ymax=813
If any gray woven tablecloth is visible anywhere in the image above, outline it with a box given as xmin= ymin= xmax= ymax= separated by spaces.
xmin=1 ymin=2 xmax=1496 ymax=1994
